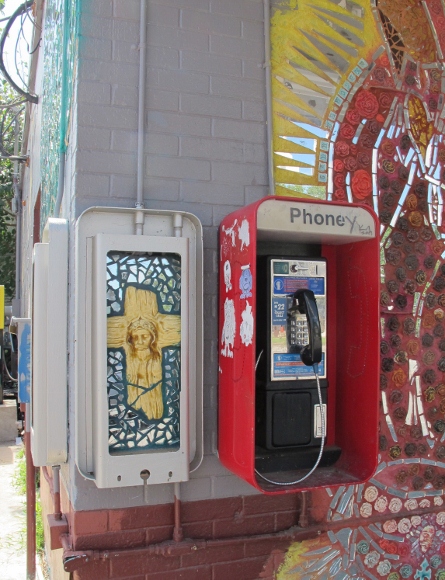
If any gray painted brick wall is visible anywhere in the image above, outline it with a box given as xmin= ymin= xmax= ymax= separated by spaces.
xmin=74 ymin=0 xmax=268 ymax=509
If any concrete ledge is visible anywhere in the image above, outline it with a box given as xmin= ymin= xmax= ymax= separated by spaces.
xmin=0 ymin=400 xmax=17 ymax=442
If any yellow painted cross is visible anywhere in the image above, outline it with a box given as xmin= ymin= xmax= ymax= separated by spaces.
xmin=107 ymin=286 xmax=181 ymax=420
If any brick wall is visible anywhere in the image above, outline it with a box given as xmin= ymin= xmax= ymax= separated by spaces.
xmin=76 ymin=0 xmax=268 ymax=215
xmin=40 ymin=472 xmax=303 ymax=579
xmin=49 ymin=482 xmax=300 ymax=579
xmin=70 ymin=495 xmax=299 ymax=549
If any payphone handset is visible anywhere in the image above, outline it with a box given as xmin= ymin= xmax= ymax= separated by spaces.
xmin=270 ymin=259 xmax=326 ymax=381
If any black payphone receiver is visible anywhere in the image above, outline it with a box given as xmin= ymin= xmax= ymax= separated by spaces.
xmin=256 ymin=287 xmax=326 ymax=486
xmin=288 ymin=289 xmax=322 ymax=367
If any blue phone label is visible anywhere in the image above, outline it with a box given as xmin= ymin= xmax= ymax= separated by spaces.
xmin=273 ymin=353 xmax=325 ymax=378
xmin=273 ymin=276 xmax=325 ymax=296
xmin=272 ymin=298 xmax=288 ymax=325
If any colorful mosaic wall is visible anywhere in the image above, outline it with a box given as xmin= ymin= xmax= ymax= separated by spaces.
xmin=40 ymin=0 xmax=79 ymax=228
xmin=270 ymin=0 xmax=445 ymax=577
xmin=270 ymin=507 xmax=445 ymax=578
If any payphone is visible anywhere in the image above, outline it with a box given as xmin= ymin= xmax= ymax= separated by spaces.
xmin=256 ymin=259 xmax=327 ymax=448
xmin=218 ymin=196 xmax=380 ymax=493
xmin=255 ymin=255 xmax=342 ymax=484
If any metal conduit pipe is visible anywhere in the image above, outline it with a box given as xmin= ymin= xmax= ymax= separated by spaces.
xmin=53 ymin=465 xmax=62 ymax=520
xmin=13 ymin=115 xmax=22 ymax=308
xmin=133 ymin=0 xmax=185 ymax=543
xmin=61 ymin=527 xmax=301 ymax=574
xmin=42 ymin=466 xmax=62 ymax=520
xmin=13 ymin=194 xmax=21 ymax=305
xmin=135 ymin=0 xmax=147 ymax=235
xmin=25 ymin=429 xmax=36 ymax=580
xmin=298 ymin=491 xmax=309 ymax=528
xmin=41 ymin=465 xmax=53 ymax=494
xmin=132 ymin=0 xmax=186 ymax=545
xmin=173 ymin=482 xmax=183 ymax=542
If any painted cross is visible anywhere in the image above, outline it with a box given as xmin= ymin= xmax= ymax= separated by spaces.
xmin=107 ymin=286 xmax=181 ymax=420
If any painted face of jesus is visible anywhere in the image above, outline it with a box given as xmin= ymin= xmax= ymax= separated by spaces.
xmin=130 ymin=328 xmax=153 ymax=351
xmin=127 ymin=320 xmax=158 ymax=354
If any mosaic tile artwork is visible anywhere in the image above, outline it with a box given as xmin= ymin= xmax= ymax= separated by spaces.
xmin=269 ymin=0 xmax=445 ymax=577
xmin=106 ymin=252 xmax=181 ymax=454
xmin=40 ymin=0 xmax=79 ymax=230
xmin=271 ymin=509 xmax=445 ymax=579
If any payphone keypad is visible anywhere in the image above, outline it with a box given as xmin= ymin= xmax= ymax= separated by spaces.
xmin=290 ymin=314 xmax=309 ymax=346
xmin=289 ymin=314 xmax=309 ymax=348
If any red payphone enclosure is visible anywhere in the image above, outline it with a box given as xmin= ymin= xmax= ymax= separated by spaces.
xmin=218 ymin=196 xmax=380 ymax=494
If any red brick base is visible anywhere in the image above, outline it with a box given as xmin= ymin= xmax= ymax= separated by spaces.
xmin=41 ymin=474 xmax=301 ymax=580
